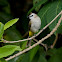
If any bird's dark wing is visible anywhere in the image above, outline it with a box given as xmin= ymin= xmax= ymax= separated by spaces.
xmin=29 ymin=20 xmax=31 ymax=30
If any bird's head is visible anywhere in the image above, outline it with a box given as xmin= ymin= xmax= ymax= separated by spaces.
xmin=28 ymin=13 xmax=37 ymax=19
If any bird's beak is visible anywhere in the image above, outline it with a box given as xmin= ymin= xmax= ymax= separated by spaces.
xmin=27 ymin=16 xmax=29 ymax=18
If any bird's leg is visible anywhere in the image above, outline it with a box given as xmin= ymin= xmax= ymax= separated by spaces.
xmin=26 ymin=40 xmax=32 ymax=47
xmin=28 ymin=39 xmax=32 ymax=47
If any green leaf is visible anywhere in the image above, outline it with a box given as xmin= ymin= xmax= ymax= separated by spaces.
xmin=21 ymin=41 xmax=27 ymax=50
xmin=27 ymin=0 xmax=48 ymax=15
xmin=4 ymin=26 xmax=22 ymax=45
xmin=20 ymin=53 xmax=30 ymax=62
xmin=8 ymin=54 xmax=24 ymax=62
xmin=46 ymin=1 xmax=62 ymax=35
xmin=4 ymin=18 xmax=19 ymax=30
xmin=0 ymin=22 xmax=4 ymax=40
xmin=38 ymin=0 xmax=62 ymax=35
xmin=47 ymin=48 xmax=57 ymax=56
xmin=38 ymin=2 xmax=51 ymax=29
xmin=0 ymin=58 xmax=7 ymax=62
xmin=56 ymin=25 xmax=62 ymax=33
xmin=33 ymin=0 xmax=48 ymax=12
xmin=48 ymin=47 xmax=62 ymax=62
xmin=38 ymin=55 xmax=47 ymax=62
xmin=0 ymin=45 xmax=22 ymax=58
xmin=30 ymin=45 xmax=39 ymax=61
xmin=4 ymin=27 xmax=22 ymax=41
xmin=48 ymin=55 xmax=62 ymax=62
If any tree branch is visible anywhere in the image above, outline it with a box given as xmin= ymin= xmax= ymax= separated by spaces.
xmin=50 ymin=34 xmax=58 ymax=48
xmin=5 ymin=15 xmax=62 ymax=61
xmin=2 ymin=11 xmax=62 ymax=43
xmin=33 ymin=38 xmax=48 ymax=51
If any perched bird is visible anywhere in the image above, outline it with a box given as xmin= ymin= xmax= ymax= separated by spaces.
xmin=27 ymin=12 xmax=41 ymax=46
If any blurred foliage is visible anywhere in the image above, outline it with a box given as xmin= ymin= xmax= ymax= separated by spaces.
xmin=0 ymin=0 xmax=62 ymax=62
xmin=0 ymin=58 xmax=7 ymax=62
xmin=0 ymin=45 xmax=22 ymax=58
xmin=0 ymin=22 xmax=4 ymax=40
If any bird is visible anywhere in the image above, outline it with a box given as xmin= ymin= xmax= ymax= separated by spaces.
xmin=27 ymin=12 xmax=41 ymax=47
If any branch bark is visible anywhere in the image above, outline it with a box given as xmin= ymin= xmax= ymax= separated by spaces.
xmin=2 ymin=11 xmax=62 ymax=43
xmin=5 ymin=15 xmax=62 ymax=61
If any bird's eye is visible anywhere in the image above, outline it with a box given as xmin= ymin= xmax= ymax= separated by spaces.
xmin=31 ymin=15 xmax=33 ymax=16
xmin=30 ymin=15 xmax=33 ymax=17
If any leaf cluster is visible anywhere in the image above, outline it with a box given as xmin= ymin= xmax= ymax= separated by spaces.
xmin=0 ymin=0 xmax=62 ymax=62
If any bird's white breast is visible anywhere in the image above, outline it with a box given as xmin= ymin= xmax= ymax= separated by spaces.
xmin=30 ymin=17 xmax=41 ymax=33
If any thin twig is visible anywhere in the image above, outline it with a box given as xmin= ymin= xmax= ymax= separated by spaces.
xmin=5 ymin=15 xmax=62 ymax=61
xmin=50 ymin=34 xmax=58 ymax=48
xmin=33 ymin=38 xmax=48 ymax=51
xmin=2 ymin=11 xmax=62 ymax=43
